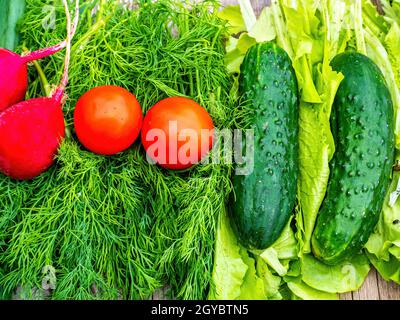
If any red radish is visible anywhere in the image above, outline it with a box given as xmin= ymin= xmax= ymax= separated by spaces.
xmin=0 ymin=0 xmax=79 ymax=180
xmin=0 ymin=5 xmax=79 ymax=112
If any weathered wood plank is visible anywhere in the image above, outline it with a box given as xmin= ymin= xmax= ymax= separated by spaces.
xmin=152 ymin=286 xmax=171 ymax=300
xmin=377 ymin=275 xmax=400 ymax=300
xmin=340 ymin=291 xmax=353 ymax=300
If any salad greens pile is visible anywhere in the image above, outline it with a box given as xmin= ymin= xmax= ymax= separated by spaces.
xmin=210 ymin=0 xmax=400 ymax=300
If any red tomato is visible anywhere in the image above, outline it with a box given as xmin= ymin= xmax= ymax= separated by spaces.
xmin=74 ymin=85 xmax=143 ymax=155
xmin=141 ymin=97 xmax=214 ymax=170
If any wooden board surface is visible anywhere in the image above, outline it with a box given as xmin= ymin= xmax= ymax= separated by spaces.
xmin=220 ymin=0 xmax=400 ymax=301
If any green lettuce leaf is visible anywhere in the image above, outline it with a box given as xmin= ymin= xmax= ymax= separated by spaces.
xmin=255 ymin=257 xmax=283 ymax=299
xmin=270 ymin=219 xmax=298 ymax=260
xmin=364 ymin=27 xmax=400 ymax=149
xmin=300 ymin=254 xmax=370 ymax=293
xmin=237 ymin=250 xmax=267 ymax=300
xmin=366 ymin=172 xmax=400 ymax=258
xmin=238 ymin=219 xmax=299 ymax=299
xmin=362 ymin=0 xmax=389 ymax=39
xmin=208 ymin=211 xmax=248 ymax=300
xmin=208 ymin=210 xmax=290 ymax=300
xmin=222 ymin=5 xmax=277 ymax=75
xmin=278 ymin=0 xmax=321 ymax=103
xmin=380 ymin=0 xmax=400 ymax=24
xmin=248 ymin=7 xmax=276 ymax=43
xmin=224 ymin=34 xmax=256 ymax=74
xmin=393 ymin=1 xmax=400 ymax=22
xmin=285 ymin=0 xmax=345 ymax=254
xmin=218 ymin=5 xmax=246 ymax=34
xmin=260 ymin=249 xmax=288 ymax=277
xmin=367 ymin=253 xmax=400 ymax=284
xmin=296 ymin=97 xmax=340 ymax=253
xmin=235 ymin=251 xmax=285 ymax=300
xmin=365 ymin=170 xmax=400 ymax=284
xmin=385 ymin=23 xmax=400 ymax=89
xmin=286 ymin=279 xmax=338 ymax=300
xmin=259 ymin=219 xmax=298 ymax=276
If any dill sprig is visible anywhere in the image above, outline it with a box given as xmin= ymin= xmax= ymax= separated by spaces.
xmin=0 ymin=0 xmax=234 ymax=300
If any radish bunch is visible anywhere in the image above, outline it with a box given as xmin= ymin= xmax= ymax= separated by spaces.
xmin=0 ymin=0 xmax=79 ymax=180
xmin=0 ymin=46 xmax=61 ymax=113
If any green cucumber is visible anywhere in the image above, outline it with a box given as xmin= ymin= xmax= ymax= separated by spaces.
xmin=229 ymin=42 xmax=299 ymax=250
xmin=312 ymin=52 xmax=395 ymax=265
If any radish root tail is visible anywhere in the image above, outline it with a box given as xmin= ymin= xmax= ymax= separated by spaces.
xmin=21 ymin=0 xmax=80 ymax=64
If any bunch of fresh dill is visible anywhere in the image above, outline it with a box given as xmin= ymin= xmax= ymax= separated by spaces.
xmin=0 ymin=0 xmax=234 ymax=300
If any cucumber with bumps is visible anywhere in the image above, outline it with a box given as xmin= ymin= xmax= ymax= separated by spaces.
xmin=311 ymin=52 xmax=395 ymax=265
xmin=229 ymin=42 xmax=299 ymax=250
